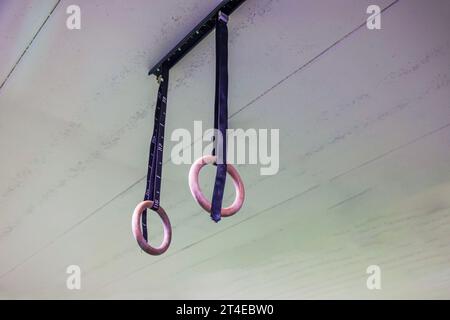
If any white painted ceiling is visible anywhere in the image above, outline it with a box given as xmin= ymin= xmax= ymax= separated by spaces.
xmin=1 ymin=0 xmax=450 ymax=299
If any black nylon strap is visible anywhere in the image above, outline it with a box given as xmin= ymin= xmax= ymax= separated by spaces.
xmin=211 ymin=12 xmax=229 ymax=223
xmin=142 ymin=65 xmax=169 ymax=240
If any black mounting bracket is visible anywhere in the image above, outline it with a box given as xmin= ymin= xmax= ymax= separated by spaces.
xmin=148 ymin=0 xmax=247 ymax=78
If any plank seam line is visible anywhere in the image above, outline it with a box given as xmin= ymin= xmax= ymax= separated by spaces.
xmin=229 ymin=0 xmax=400 ymax=119
xmin=0 ymin=177 xmax=144 ymax=280
xmin=0 ymin=0 xmax=62 ymax=92
xmin=0 ymin=0 xmax=400 ymax=281
xmin=330 ymin=122 xmax=450 ymax=181
xmin=96 ymin=184 xmax=320 ymax=292
xmin=327 ymin=187 xmax=372 ymax=210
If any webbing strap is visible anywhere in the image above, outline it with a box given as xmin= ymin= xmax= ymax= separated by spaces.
xmin=142 ymin=65 xmax=169 ymax=240
xmin=211 ymin=12 xmax=229 ymax=223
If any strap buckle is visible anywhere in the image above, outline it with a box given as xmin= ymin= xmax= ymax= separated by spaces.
xmin=156 ymin=74 xmax=164 ymax=85
xmin=218 ymin=11 xmax=229 ymax=23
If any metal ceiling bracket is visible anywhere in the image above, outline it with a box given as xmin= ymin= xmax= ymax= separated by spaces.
xmin=148 ymin=0 xmax=247 ymax=78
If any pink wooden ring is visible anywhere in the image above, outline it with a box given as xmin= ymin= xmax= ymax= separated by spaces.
xmin=131 ymin=200 xmax=172 ymax=255
xmin=188 ymin=155 xmax=245 ymax=217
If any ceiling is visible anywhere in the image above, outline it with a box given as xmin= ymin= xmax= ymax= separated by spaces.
xmin=1 ymin=0 xmax=450 ymax=299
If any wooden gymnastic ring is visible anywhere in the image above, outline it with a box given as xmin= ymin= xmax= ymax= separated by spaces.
xmin=188 ymin=155 xmax=245 ymax=217
xmin=131 ymin=200 xmax=172 ymax=255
